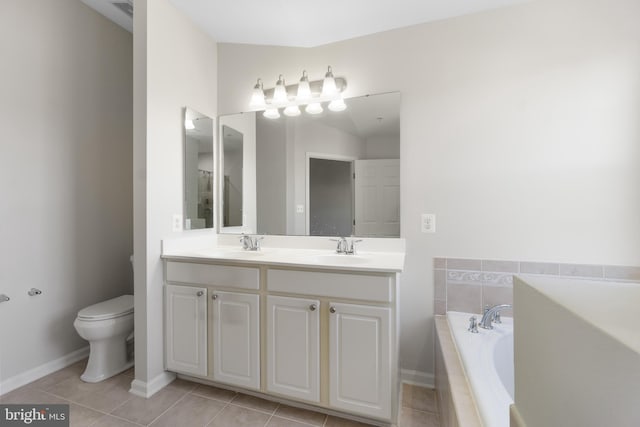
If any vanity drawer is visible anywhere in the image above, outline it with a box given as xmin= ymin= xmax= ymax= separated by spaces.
xmin=166 ymin=261 xmax=259 ymax=290
xmin=267 ymin=269 xmax=393 ymax=302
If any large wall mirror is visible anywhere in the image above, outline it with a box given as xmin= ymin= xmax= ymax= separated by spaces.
xmin=183 ymin=107 xmax=214 ymax=230
xmin=218 ymin=91 xmax=400 ymax=237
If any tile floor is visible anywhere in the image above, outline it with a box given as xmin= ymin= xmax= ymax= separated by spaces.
xmin=0 ymin=361 xmax=439 ymax=427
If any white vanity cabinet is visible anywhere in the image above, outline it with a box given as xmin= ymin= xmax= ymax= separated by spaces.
xmin=164 ymin=261 xmax=261 ymax=388
xmin=211 ymin=291 xmax=260 ymax=390
xmin=329 ymin=302 xmax=392 ymax=419
xmin=266 ymin=295 xmax=320 ymax=402
xmin=163 ymin=258 xmax=400 ymax=424
xmin=164 ymin=284 xmax=208 ymax=377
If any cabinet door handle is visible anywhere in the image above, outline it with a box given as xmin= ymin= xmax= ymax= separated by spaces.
xmin=212 ymin=294 xmax=218 ymax=300
xmin=196 ymin=291 xmax=204 ymax=297
xmin=329 ymin=306 xmax=336 ymax=314
xmin=309 ymin=304 xmax=317 ymax=311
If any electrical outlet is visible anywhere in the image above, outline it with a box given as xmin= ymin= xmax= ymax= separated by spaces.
xmin=172 ymin=214 xmax=183 ymax=232
xmin=421 ymin=213 xmax=436 ymax=233
xmin=296 ymin=204 xmax=304 ymax=214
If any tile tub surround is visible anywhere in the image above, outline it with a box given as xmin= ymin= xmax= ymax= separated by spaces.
xmin=1 ymin=360 xmax=441 ymax=427
xmin=433 ymin=258 xmax=640 ymax=315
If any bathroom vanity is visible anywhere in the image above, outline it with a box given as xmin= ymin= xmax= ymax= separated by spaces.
xmin=161 ymin=237 xmax=404 ymax=425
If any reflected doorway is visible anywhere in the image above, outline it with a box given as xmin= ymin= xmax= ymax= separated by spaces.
xmin=308 ymin=157 xmax=354 ymax=237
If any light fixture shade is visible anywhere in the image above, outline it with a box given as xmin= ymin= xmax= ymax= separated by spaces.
xmin=322 ymin=66 xmax=338 ymax=97
xmin=184 ymin=119 xmax=195 ymax=129
xmin=305 ymin=102 xmax=323 ymax=115
xmin=272 ymin=75 xmax=288 ymax=105
xmin=328 ymin=97 xmax=347 ymax=112
xmin=296 ymin=70 xmax=311 ymax=101
xmin=249 ymin=79 xmax=265 ymax=108
xmin=263 ymin=108 xmax=280 ymax=119
xmin=283 ymin=105 xmax=301 ymax=117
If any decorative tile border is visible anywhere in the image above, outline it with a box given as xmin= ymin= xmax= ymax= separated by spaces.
xmin=434 ymin=258 xmax=640 ymax=315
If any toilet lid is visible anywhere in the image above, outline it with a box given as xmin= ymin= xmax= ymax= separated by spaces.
xmin=78 ymin=295 xmax=134 ymax=321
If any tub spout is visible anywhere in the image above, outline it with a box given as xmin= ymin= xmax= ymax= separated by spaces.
xmin=479 ymin=304 xmax=512 ymax=329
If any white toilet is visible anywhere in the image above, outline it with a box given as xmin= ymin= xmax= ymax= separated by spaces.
xmin=74 ymin=294 xmax=134 ymax=383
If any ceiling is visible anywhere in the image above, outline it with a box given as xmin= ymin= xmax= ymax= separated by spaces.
xmin=83 ymin=0 xmax=529 ymax=47
xmin=168 ymin=0 xmax=529 ymax=47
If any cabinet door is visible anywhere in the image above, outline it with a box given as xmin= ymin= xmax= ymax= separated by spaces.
xmin=165 ymin=285 xmax=207 ymax=376
xmin=266 ymin=295 xmax=320 ymax=402
xmin=212 ymin=291 xmax=260 ymax=389
xmin=329 ymin=302 xmax=392 ymax=419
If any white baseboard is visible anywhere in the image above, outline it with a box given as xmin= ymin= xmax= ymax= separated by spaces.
xmin=0 ymin=346 xmax=90 ymax=396
xmin=401 ymin=369 xmax=435 ymax=388
xmin=129 ymin=371 xmax=176 ymax=398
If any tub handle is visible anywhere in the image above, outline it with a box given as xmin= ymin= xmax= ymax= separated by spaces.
xmin=468 ymin=316 xmax=479 ymax=333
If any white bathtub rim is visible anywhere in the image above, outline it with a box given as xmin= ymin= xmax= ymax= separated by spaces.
xmin=447 ymin=311 xmax=514 ymax=427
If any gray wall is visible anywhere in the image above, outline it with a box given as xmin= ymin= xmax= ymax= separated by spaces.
xmin=217 ymin=0 xmax=640 ymax=380
xmin=0 ymin=0 xmax=133 ymax=390
xmin=256 ymin=116 xmax=287 ymax=235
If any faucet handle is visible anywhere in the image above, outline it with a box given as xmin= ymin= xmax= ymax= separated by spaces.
xmin=493 ymin=311 xmax=502 ymax=324
xmin=468 ymin=316 xmax=479 ymax=333
xmin=329 ymin=238 xmax=345 ymax=253
xmin=347 ymin=239 xmax=363 ymax=254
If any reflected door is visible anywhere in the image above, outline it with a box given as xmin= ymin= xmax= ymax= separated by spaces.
xmin=309 ymin=158 xmax=354 ymax=236
xmin=354 ymin=159 xmax=400 ymax=237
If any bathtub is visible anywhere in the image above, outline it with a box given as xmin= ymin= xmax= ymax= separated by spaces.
xmin=446 ymin=311 xmax=514 ymax=427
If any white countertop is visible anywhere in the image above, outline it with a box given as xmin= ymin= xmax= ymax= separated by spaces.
xmin=161 ymin=231 xmax=406 ymax=273
xmin=162 ymin=245 xmax=405 ymax=273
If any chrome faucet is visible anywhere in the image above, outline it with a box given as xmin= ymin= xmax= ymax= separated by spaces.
xmin=240 ymin=234 xmax=263 ymax=251
xmin=330 ymin=237 xmax=363 ymax=255
xmin=479 ymin=304 xmax=512 ymax=329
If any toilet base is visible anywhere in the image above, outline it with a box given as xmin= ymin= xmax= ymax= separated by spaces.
xmin=80 ymin=334 xmax=134 ymax=383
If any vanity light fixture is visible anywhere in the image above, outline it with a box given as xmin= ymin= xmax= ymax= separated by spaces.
xmin=322 ymin=66 xmax=338 ymax=97
xmin=250 ymin=66 xmax=347 ymax=119
xmin=283 ymin=105 xmax=301 ymax=117
xmin=297 ymin=70 xmax=311 ymax=101
xmin=249 ymin=78 xmax=266 ymax=108
xmin=263 ymin=108 xmax=280 ymax=119
xmin=328 ymin=96 xmax=347 ymax=112
xmin=272 ymin=75 xmax=288 ymax=105
xmin=305 ymin=102 xmax=323 ymax=115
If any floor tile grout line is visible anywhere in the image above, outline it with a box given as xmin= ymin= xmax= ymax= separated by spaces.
xmin=144 ymin=389 xmax=191 ymax=426
xmin=204 ymin=400 xmax=232 ymax=427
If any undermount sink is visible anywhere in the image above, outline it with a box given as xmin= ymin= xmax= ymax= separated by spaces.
xmin=312 ymin=254 xmax=370 ymax=265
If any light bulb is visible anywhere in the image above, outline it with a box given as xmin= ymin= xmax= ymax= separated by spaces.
xmin=328 ymin=97 xmax=347 ymax=112
xmin=249 ymin=79 xmax=265 ymax=108
xmin=296 ymin=70 xmax=311 ymax=101
xmin=305 ymin=102 xmax=323 ymax=115
xmin=283 ymin=105 xmax=301 ymax=117
xmin=184 ymin=119 xmax=195 ymax=129
xmin=263 ymin=108 xmax=280 ymax=119
xmin=272 ymin=75 xmax=288 ymax=105
xmin=322 ymin=66 xmax=338 ymax=97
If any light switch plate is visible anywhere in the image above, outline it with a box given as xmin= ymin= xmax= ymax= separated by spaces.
xmin=172 ymin=214 xmax=183 ymax=232
xmin=421 ymin=213 xmax=436 ymax=233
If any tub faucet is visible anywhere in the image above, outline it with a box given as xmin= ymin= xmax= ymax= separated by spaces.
xmin=479 ymin=304 xmax=512 ymax=329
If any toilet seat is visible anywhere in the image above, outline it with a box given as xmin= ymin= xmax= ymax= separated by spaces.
xmin=77 ymin=295 xmax=134 ymax=321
